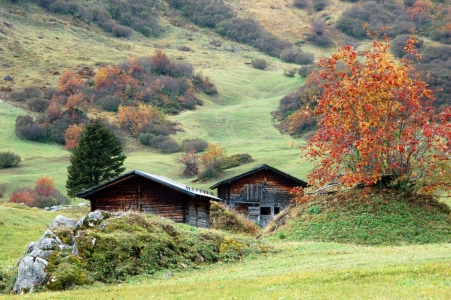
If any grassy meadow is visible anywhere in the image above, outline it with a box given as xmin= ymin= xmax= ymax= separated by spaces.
xmin=1 ymin=240 xmax=451 ymax=299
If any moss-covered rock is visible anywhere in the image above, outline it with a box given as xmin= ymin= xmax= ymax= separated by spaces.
xmin=13 ymin=211 xmax=269 ymax=292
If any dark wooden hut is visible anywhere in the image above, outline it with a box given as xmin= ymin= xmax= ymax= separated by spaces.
xmin=76 ymin=170 xmax=220 ymax=228
xmin=210 ymin=164 xmax=308 ymax=228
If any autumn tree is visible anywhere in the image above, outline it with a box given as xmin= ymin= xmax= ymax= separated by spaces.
xmin=303 ymin=35 xmax=451 ymax=195
xmin=58 ymin=71 xmax=84 ymax=96
xmin=198 ymin=143 xmax=227 ymax=180
xmin=65 ymin=123 xmax=85 ymax=150
xmin=179 ymin=148 xmax=199 ymax=177
xmin=35 ymin=176 xmax=56 ymax=197
xmin=118 ymin=103 xmax=162 ymax=136
xmin=66 ymin=119 xmax=126 ymax=197
xmin=10 ymin=176 xmax=70 ymax=208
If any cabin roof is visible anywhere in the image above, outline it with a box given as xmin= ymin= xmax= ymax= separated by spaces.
xmin=76 ymin=170 xmax=221 ymax=200
xmin=209 ymin=164 xmax=308 ymax=189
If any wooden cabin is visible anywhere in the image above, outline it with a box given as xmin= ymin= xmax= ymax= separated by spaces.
xmin=76 ymin=170 xmax=220 ymax=228
xmin=210 ymin=164 xmax=308 ymax=228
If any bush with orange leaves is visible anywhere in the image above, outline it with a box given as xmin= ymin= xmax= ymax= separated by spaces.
xmin=58 ymin=71 xmax=84 ymax=96
xmin=9 ymin=177 xmax=70 ymax=208
xmin=65 ymin=124 xmax=85 ymax=150
xmin=118 ymin=103 xmax=162 ymax=136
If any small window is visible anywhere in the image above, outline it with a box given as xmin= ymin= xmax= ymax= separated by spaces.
xmin=274 ymin=207 xmax=280 ymax=215
xmin=260 ymin=207 xmax=271 ymax=215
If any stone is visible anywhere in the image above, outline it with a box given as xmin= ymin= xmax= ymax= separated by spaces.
xmin=87 ymin=210 xmax=106 ymax=222
xmin=13 ymin=256 xmax=48 ymax=293
xmin=3 ymin=75 xmax=13 ymax=81
xmin=49 ymin=215 xmax=77 ymax=229
xmin=75 ymin=215 xmax=86 ymax=228
xmin=72 ymin=242 xmax=79 ymax=256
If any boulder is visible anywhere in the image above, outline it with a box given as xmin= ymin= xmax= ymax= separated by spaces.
xmin=49 ymin=215 xmax=77 ymax=229
xmin=13 ymin=257 xmax=48 ymax=293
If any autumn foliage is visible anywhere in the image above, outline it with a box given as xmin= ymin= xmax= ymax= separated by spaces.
xmin=10 ymin=176 xmax=69 ymax=208
xmin=34 ymin=176 xmax=56 ymax=197
xmin=58 ymin=71 xmax=84 ymax=96
xmin=302 ymin=35 xmax=451 ymax=195
xmin=65 ymin=124 xmax=85 ymax=150
xmin=118 ymin=103 xmax=162 ymax=136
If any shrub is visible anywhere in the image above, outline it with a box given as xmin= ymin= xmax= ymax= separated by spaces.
xmin=251 ymin=58 xmax=268 ymax=70
xmin=222 ymin=154 xmax=254 ymax=170
xmin=430 ymin=29 xmax=451 ymax=45
xmin=306 ymin=33 xmax=334 ymax=48
xmin=10 ymin=90 xmax=28 ymax=102
xmin=37 ymin=196 xmax=58 ymax=208
xmin=293 ymin=0 xmax=308 ymax=9
xmin=298 ymin=64 xmax=316 ymax=77
xmin=16 ymin=124 xmax=48 ymax=142
xmin=141 ymin=122 xmax=173 ymax=136
xmin=149 ymin=136 xmax=181 ymax=153
xmin=179 ymin=149 xmax=199 ymax=177
xmin=55 ymin=190 xmax=70 ymax=205
xmin=50 ymin=0 xmax=71 ymax=14
xmin=24 ymin=86 xmax=42 ymax=98
xmin=96 ymin=95 xmax=122 ymax=112
xmin=404 ymin=0 xmax=416 ymax=6
xmin=43 ymin=87 xmax=59 ymax=99
xmin=312 ymin=0 xmax=329 ymax=11
xmin=10 ymin=188 xmax=37 ymax=206
xmin=138 ymin=133 xmax=156 ymax=146
xmin=15 ymin=115 xmax=33 ymax=127
xmin=0 ymin=152 xmax=21 ymax=169
xmin=280 ymin=49 xmax=314 ymax=65
xmin=182 ymin=139 xmax=208 ymax=152
xmin=184 ymin=0 xmax=236 ymax=28
xmin=112 ymin=25 xmax=133 ymax=38
xmin=284 ymin=68 xmax=297 ymax=77
xmin=336 ymin=17 xmax=367 ymax=38
xmin=391 ymin=34 xmax=423 ymax=57
xmin=27 ymin=98 xmax=50 ymax=112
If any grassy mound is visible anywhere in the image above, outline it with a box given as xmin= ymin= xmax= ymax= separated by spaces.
xmin=2 ymin=212 xmax=269 ymax=293
xmin=210 ymin=202 xmax=261 ymax=236
xmin=265 ymin=189 xmax=451 ymax=245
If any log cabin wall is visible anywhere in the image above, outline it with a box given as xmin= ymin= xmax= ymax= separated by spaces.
xmin=218 ymin=169 xmax=303 ymax=228
xmin=227 ymin=169 xmax=298 ymax=207
xmin=86 ymin=175 xmax=212 ymax=228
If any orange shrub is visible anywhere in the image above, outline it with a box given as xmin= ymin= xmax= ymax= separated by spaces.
xmin=65 ymin=124 xmax=85 ymax=150
xmin=10 ymin=188 xmax=37 ymax=206
xmin=118 ymin=103 xmax=162 ymax=136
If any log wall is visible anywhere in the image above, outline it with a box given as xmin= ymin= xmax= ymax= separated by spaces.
xmin=88 ymin=175 xmax=211 ymax=228
xmin=216 ymin=169 xmax=303 ymax=227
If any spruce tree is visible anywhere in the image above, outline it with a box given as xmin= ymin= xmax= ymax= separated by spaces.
xmin=66 ymin=118 xmax=126 ymax=197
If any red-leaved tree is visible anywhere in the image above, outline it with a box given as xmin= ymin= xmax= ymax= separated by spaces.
xmin=302 ymin=34 xmax=451 ymax=196
xmin=65 ymin=124 xmax=85 ymax=150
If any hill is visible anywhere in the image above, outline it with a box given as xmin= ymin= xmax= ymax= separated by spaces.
xmin=0 ymin=0 xmax=316 ymax=197
xmin=265 ymin=189 xmax=451 ymax=245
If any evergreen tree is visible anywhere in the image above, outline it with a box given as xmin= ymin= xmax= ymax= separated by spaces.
xmin=66 ymin=118 xmax=126 ymax=197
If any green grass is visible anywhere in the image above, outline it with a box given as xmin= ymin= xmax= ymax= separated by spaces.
xmin=0 ymin=202 xmax=89 ymax=269
xmin=267 ymin=190 xmax=451 ymax=246
xmin=0 ymin=102 xmax=70 ymax=196
xmin=2 ymin=241 xmax=450 ymax=299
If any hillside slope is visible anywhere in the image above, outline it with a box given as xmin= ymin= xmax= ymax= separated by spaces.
xmin=0 ymin=0 xmax=316 ymax=196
